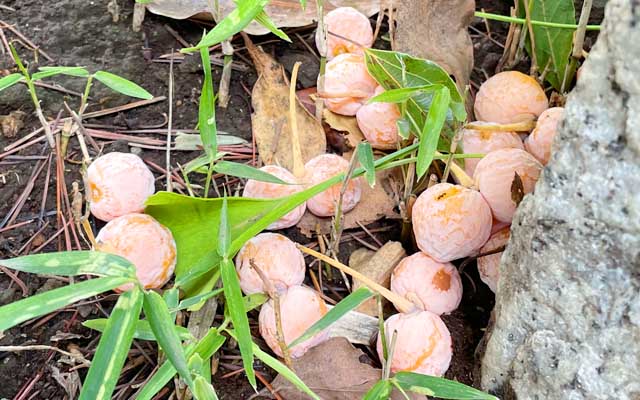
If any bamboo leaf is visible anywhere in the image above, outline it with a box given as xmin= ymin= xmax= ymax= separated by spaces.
xmin=392 ymin=372 xmax=498 ymax=399
xmin=0 ymin=73 xmax=23 ymax=92
xmin=32 ymin=66 xmax=90 ymax=81
xmin=357 ymin=143 xmax=376 ymax=188
xmin=93 ymin=71 xmax=153 ymax=99
xmin=82 ymin=318 xmax=193 ymax=341
xmin=416 ymin=87 xmax=451 ymax=178
xmin=213 ymin=161 xmax=290 ymax=185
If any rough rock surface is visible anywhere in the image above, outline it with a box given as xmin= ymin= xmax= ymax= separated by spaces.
xmin=480 ymin=1 xmax=640 ymax=399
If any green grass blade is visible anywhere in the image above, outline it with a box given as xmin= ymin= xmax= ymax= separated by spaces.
xmin=0 ymin=276 xmax=132 ymax=331
xmin=193 ymin=376 xmax=219 ymax=400
xmin=93 ymin=71 xmax=153 ymax=99
xmin=0 ymin=73 xmax=23 ymax=92
xmin=289 ymin=287 xmax=374 ymax=348
xmin=143 ymin=290 xmax=194 ymax=388
xmin=392 ymin=372 xmax=499 ymax=399
xmin=213 ymin=161 xmax=291 ymax=184
xmin=82 ymin=318 xmax=193 ymax=341
xmin=78 ymin=288 xmax=143 ymax=400
xmin=368 ymin=85 xmax=443 ymax=104
xmin=416 ymin=87 xmax=450 ymax=178
xmin=198 ymin=45 xmax=217 ymax=159
xmin=357 ymin=143 xmax=376 ymax=188
xmin=32 ymin=66 xmax=90 ymax=80
xmin=1 ymin=251 xmax=136 ymax=278
xmin=254 ymin=11 xmax=291 ymax=42
xmin=174 ymin=287 xmax=224 ymax=312
xmin=363 ymin=379 xmax=393 ymax=400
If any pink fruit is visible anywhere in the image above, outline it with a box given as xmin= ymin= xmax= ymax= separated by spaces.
xmin=259 ymin=285 xmax=329 ymax=358
xmin=461 ymin=123 xmax=524 ymax=176
xmin=391 ymin=253 xmax=462 ymax=315
xmin=473 ymin=148 xmax=543 ymax=223
xmin=322 ymin=53 xmax=378 ymax=116
xmin=87 ymin=152 xmax=155 ymax=222
xmin=303 ymin=154 xmax=362 ymax=217
xmin=377 ymin=311 xmax=452 ymax=376
xmin=474 ymin=71 xmax=548 ymax=124
xmin=477 ymin=228 xmax=510 ymax=293
xmin=235 ymin=233 xmax=305 ymax=295
xmin=316 ymin=7 xmax=374 ymax=60
xmin=242 ymin=165 xmax=306 ymax=230
xmin=412 ymin=183 xmax=492 ymax=262
xmin=525 ymin=107 xmax=564 ymax=165
xmin=95 ymin=213 xmax=176 ymax=291
xmin=356 ymin=86 xmax=401 ymax=149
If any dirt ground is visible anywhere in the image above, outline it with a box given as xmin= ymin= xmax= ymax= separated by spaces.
xmin=0 ymin=0 xmax=516 ymax=398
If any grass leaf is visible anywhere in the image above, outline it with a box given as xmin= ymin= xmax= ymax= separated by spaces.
xmin=193 ymin=376 xmax=219 ymax=400
xmin=174 ymin=287 xmax=224 ymax=312
xmin=357 ymin=142 xmax=376 ymax=188
xmin=93 ymin=70 xmax=153 ymax=99
xmin=363 ymin=379 xmax=393 ymax=400
xmin=82 ymin=318 xmax=193 ymax=341
xmin=254 ymin=11 xmax=292 ymax=42
xmin=78 ymin=288 xmax=143 ymax=400
xmin=392 ymin=372 xmax=499 ymax=399
xmin=416 ymin=87 xmax=451 ymax=178
xmin=368 ymin=85 xmax=444 ymax=104
xmin=199 ymin=45 xmax=217 ymax=159
xmin=0 ymin=73 xmax=23 ymax=92
xmin=214 ymin=160 xmax=291 ymax=184
xmin=32 ymin=66 xmax=90 ymax=81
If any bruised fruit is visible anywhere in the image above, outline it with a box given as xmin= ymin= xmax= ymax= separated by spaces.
xmin=304 ymin=154 xmax=362 ymax=217
xmin=474 ymin=148 xmax=543 ymax=223
xmin=478 ymin=227 xmax=510 ymax=293
xmin=356 ymin=86 xmax=401 ymax=149
xmin=87 ymin=152 xmax=155 ymax=221
xmin=322 ymin=53 xmax=378 ymax=116
xmin=95 ymin=213 xmax=176 ymax=291
xmin=461 ymin=123 xmax=524 ymax=176
xmin=235 ymin=233 xmax=305 ymax=295
xmin=377 ymin=311 xmax=452 ymax=376
xmin=391 ymin=253 xmax=462 ymax=315
xmin=525 ymin=107 xmax=564 ymax=165
xmin=316 ymin=7 xmax=374 ymax=60
xmin=242 ymin=165 xmax=306 ymax=230
xmin=259 ymin=285 xmax=329 ymax=358
xmin=412 ymin=183 xmax=492 ymax=262
xmin=474 ymin=71 xmax=548 ymax=124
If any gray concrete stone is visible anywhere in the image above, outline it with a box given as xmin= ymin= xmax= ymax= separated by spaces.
xmin=480 ymin=1 xmax=640 ymax=399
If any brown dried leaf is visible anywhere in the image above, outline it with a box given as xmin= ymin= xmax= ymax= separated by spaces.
xmin=270 ymin=337 xmax=421 ymax=400
xmin=245 ymin=37 xmax=326 ymax=172
xmin=511 ymin=171 xmax=524 ymax=207
xmin=323 ymin=109 xmax=365 ymax=149
xmin=0 ymin=110 xmax=26 ymax=138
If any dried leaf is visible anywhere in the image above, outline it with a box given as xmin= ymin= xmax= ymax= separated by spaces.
xmin=0 ymin=110 xmax=26 ymax=138
xmin=323 ymin=109 xmax=365 ymax=149
xmin=51 ymin=365 xmax=81 ymax=399
xmin=245 ymin=38 xmax=326 ymax=171
xmin=511 ymin=172 xmax=524 ymax=207
xmin=394 ymin=0 xmax=475 ymax=95
xmin=271 ymin=338 xmax=421 ymax=400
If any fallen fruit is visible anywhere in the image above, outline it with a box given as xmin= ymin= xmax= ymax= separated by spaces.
xmin=525 ymin=107 xmax=564 ymax=165
xmin=412 ymin=183 xmax=492 ymax=262
xmin=242 ymin=165 xmax=306 ymax=230
xmin=461 ymin=123 xmax=524 ymax=176
xmin=377 ymin=310 xmax=452 ymax=376
xmin=474 ymin=71 xmax=548 ymax=124
xmin=87 ymin=152 xmax=155 ymax=222
xmin=321 ymin=53 xmax=378 ymax=116
xmin=95 ymin=213 xmax=176 ymax=291
xmin=316 ymin=6 xmax=374 ymax=60
xmin=235 ymin=232 xmax=305 ymax=295
xmin=474 ymin=148 xmax=543 ymax=223
xmin=356 ymin=86 xmax=401 ymax=149
xmin=477 ymin=227 xmax=510 ymax=293
xmin=391 ymin=252 xmax=463 ymax=315
xmin=259 ymin=285 xmax=329 ymax=358
xmin=303 ymin=153 xmax=362 ymax=217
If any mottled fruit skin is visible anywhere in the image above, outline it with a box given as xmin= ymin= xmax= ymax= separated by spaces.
xmin=525 ymin=107 xmax=564 ymax=165
xmin=235 ymin=233 xmax=305 ymax=295
xmin=87 ymin=152 xmax=155 ymax=222
xmin=322 ymin=53 xmax=378 ymax=115
xmin=304 ymin=154 xmax=362 ymax=217
xmin=356 ymin=86 xmax=401 ymax=149
xmin=474 ymin=71 xmax=548 ymax=124
xmin=478 ymin=228 xmax=510 ymax=293
xmin=461 ymin=123 xmax=524 ymax=176
xmin=316 ymin=7 xmax=373 ymax=60
xmin=259 ymin=285 xmax=329 ymax=358
xmin=391 ymin=253 xmax=462 ymax=315
xmin=474 ymin=148 xmax=543 ymax=223
xmin=377 ymin=311 xmax=452 ymax=376
xmin=242 ymin=165 xmax=306 ymax=230
xmin=95 ymin=213 xmax=176 ymax=291
xmin=412 ymin=183 xmax=492 ymax=262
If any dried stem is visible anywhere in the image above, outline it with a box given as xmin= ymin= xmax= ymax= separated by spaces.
xmin=288 ymin=61 xmax=305 ymax=178
xmin=465 ymin=120 xmax=536 ymax=132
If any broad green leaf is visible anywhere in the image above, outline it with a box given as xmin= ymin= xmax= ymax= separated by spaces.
xmin=0 ymin=276 xmax=132 ymax=331
xmin=357 ymin=142 xmax=376 ymax=188
xmin=1 ymin=251 xmax=136 ymax=279
xmin=93 ymin=71 xmax=153 ymax=99
xmin=143 ymin=291 xmax=194 ymax=388
xmin=254 ymin=11 xmax=292 ymax=42
xmin=363 ymin=379 xmax=393 ymax=400
xmin=79 ymin=288 xmax=143 ymax=400
xmin=182 ymin=0 xmax=271 ymax=52
xmin=289 ymin=287 xmax=374 ymax=348
xmin=213 ymin=161 xmax=291 ymax=185
xmin=0 ymin=73 xmax=23 ymax=92
xmin=193 ymin=376 xmax=219 ymax=400
xmin=199 ymin=45 xmax=217 ymax=158
xmin=82 ymin=318 xmax=193 ymax=341
xmin=32 ymin=66 xmax=90 ymax=81
xmin=392 ymin=372 xmax=498 ymax=399
xmin=416 ymin=87 xmax=451 ymax=178
xmin=368 ymin=85 xmax=444 ymax=104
